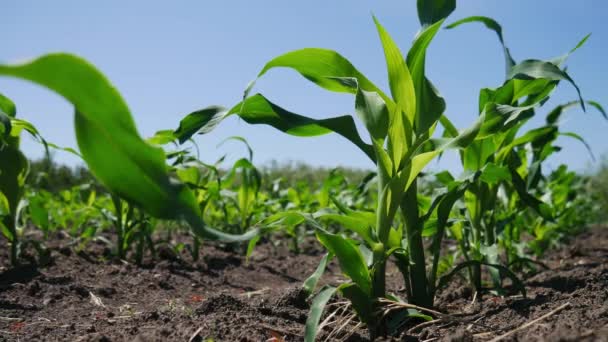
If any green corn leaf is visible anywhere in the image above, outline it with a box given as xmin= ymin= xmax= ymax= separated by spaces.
xmin=508 ymin=155 xmax=553 ymax=220
xmin=403 ymin=109 xmax=485 ymax=187
xmin=551 ymin=33 xmax=591 ymax=67
xmin=28 ymin=196 xmax=49 ymax=231
xmin=253 ymin=48 xmax=387 ymax=99
xmin=508 ymin=59 xmax=585 ymax=111
xmin=373 ymin=16 xmax=416 ymax=125
xmin=217 ymin=136 xmax=254 ymax=161
xmin=546 ymin=100 xmax=607 ymax=125
xmin=232 ymin=94 xmax=375 ymax=161
xmin=355 ymin=88 xmax=389 ymax=141
xmin=435 ymin=170 xmax=455 ymax=185
xmin=302 ymin=252 xmax=333 ymax=296
xmin=479 ymin=162 xmax=512 ymax=184
xmin=496 ymin=126 xmax=558 ymax=162
xmin=174 ymin=106 xmax=226 ymax=143
xmin=0 ymin=53 xmax=256 ymax=243
xmin=174 ymin=94 xmax=375 ymax=161
xmin=478 ymin=82 xmax=515 ymax=112
xmin=387 ymin=223 xmax=404 ymax=248
xmin=428 ymin=180 xmax=470 ymax=296
xmin=147 ymin=130 xmax=177 ymax=145
xmin=0 ymin=93 xmax=16 ymax=117
xmin=560 ymin=131 xmax=595 ymax=161
xmin=316 ymin=229 xmax=372 ymax=296
xmin=314 ymin=210 xmax=376 ymax=246
xmin=463 ymin=139 xmax=495 ymax=171
xmin=0 ymin=192 xmax=9 ymax=217
xmin=513 ymin=79 xmax=556 ymax=106
xmin=587 ymin=101 xmax=607 ymax=119
xmin=417 ymin=0 xmax=455 ymax=27
xmin=304 ymin=285 xmax=337 ymax=342
xmin=478 ymin=103 xmax=536 ymax=139
xmin=0 ymin=54 xmax=178 ymax=217
xmin=446 ymin=16 xmax=515 ymax=76
xmin=407 ymin=19 xmax=447 ymax=134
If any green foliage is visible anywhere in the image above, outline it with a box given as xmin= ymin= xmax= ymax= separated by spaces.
xmin=0 ymin=1 xmax=604 ymax=340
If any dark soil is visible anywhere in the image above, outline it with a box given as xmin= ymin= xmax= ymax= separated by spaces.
xmin=0 ymin=227 xmax=607 ymax=341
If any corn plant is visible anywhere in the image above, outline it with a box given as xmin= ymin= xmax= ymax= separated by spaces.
xmin=439 ymin=16 xmax=605 ymax=293
xmin=174 ymin=1 xmax=603 ymax=338
xmin=174 ymin=1 xmax=498 ymax=337
xmin=0 ymin=93 xmax=29 ymax=265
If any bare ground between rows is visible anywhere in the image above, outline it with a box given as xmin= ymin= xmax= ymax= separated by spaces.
xmin=0 ymin=227 xmax=607 ymax=342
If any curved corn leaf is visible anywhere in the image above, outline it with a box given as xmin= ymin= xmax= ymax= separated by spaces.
xmin=0 ymin=93 xmax=16 ymax=118
xmin=233 ymin=94 xmax=376 ymax=160
xmin=174 ymin=106 xmax=226 ymax=143
xmin=217 ymin=136 xmax=254 ymax=162
xmin=507 ymin=153 xmax=553 ymax=220
xmin=304 ymin=285 xmax=337 ymax=342
xmin=252 ymin=48 xmax=388 ymax=101
xmin=0 ymin=53 xmax=256 ymax=243
xmin=316 ymin=229 xmax=371 ymax=296
xmin=508 ymin=59 xmax=584 ymax=111
xmin=551 ymin=33 xmax=591 ymax=67
xmin=546 ymin=100 xmax=607 ymax=125
xmin=302 ymin=252 xmax=334 ymax=296
xmin=314 ymin=209 xmax=375 ymax=246
xmin=478 ymin=102 xmax=536 ymax=139
xmin=446 ymin=16 xmax=515 ymax=76
xmin=496 ymin=126 xmax=558 ymax=162
xmin=147 ymin=130 xmax=177 ymax=146
xmin=417 ymin=0 xmax=455 ymax=28
xmin=560 ymin=131 xmax=594 ymax=161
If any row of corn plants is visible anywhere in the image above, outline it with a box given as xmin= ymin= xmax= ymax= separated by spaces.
xmin=0 ymin=0 xmax=605 ymax=340
xmin=167 ymin=0 xmax=604 ymax=339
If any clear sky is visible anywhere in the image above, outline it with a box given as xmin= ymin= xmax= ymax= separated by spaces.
xmin=2 ymin=1 xmax=607 ymax=174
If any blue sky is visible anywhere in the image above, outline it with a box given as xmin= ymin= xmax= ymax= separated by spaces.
xmin=2 ymin=1 xmax=607 ymax=174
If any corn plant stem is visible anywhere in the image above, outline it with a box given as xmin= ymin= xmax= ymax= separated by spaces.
xmin=8 ymin=227 xmax=17 ymax=266
xmin=471 ymin=190 xmax=484 ymax=292
xmin=401 ymin=180 xmax=432 ymax=308
xmin=111 ymin=195 xmax=125 ymax=259
xmin=372 ymin=167 xmax=390 ymax=298
xmin=3 ymin=215 xmax=17 ymax=266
